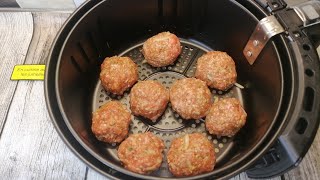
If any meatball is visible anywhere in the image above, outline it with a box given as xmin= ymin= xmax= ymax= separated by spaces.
xmin=117 ymin=132 xmax=165 ymax=174
xmin=100 ymin=56 xmax=138 ymax=95
xmin=130 ymin=80 xmax=169 ymax=121
xmin=91 ymin=101 xmax=131 ymax=143
xmin=170 ymin=78 xmax=211 ymax=120
xmin=195 ymin=51 xmax=237 ymax=91
xmin=167 ymin=133 xmax=216 ymax=177
xmin=142 ymin=32 xmax=181 ymax=67
xmin=205 ymin=98 xmax=247 ymax=137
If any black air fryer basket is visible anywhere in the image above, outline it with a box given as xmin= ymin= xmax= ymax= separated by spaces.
xmin=45 ymin=0 xmax=320 ymax=179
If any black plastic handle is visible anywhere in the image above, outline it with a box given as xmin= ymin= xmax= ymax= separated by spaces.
xmin=246 ymin=4 xmax=320 ymax=177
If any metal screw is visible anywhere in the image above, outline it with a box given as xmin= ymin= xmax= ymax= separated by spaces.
xmin=273 ymin=3 xmax=279 ymax=8
xmin=253 ymin=40 xmax=259 ymax=46
xmin=247 ymin=51 xmax=252 ymax=57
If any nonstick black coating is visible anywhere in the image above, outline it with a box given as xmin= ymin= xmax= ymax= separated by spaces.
xmin=91 ymin=40 xmax=244 ymax=177
xmin=47 ymin=0 xmax=290 ymax=179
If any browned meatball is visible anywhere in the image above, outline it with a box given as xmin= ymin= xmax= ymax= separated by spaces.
xmin=130 ymin=80 xmax=169 ymax=121
xmin=205 ymin=98 xmax=247 ymax=137
xmin=167 ymin=133 xmax=216 ymax=177
xmin=195 ymin=51 xmax=237 ymax=91
xmin=100 ymin=56 xmax=138 ymax=95
xmin=142 ymin=32 xmax=181 ymax=67
xmin=170 ymin=78 xmax=211 ymax=120
xmin=91 ymin=101 xmax=131 ymax=143
xmin=117 ymin=132 xmax=165 ymax=174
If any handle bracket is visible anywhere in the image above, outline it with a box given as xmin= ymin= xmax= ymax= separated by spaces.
xmin=243 ymin=15 xmax=285 ymax=65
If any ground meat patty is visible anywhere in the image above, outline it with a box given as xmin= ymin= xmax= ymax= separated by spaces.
xmin=205 ymin=98 xmax=247 ymax=137
xmin=195 ymin=51 xmax=237 ymax=91
xmin=170 ymin=78 xmax=211 ymax=120
xmin=100 ymin=56 xmax=138 ymax=95
xmin=167 ymin=133 xmax=216 ymax=177
xmin=142 ymin=32 xmax=181 ymax=67
xmin=130 ymin=80 xmax=169 ymax=121
xmin=117 ymin=132 xmax=165 ymax=174
xmin=91 ymin=101 xmax=131 ymax=143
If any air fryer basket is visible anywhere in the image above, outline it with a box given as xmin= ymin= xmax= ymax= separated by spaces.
xmin=45 ymin=0 xmax=320 ymax=179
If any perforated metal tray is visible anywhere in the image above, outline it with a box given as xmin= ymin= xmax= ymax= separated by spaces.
xmin=92 ymin=39 xmax=244 ymax=177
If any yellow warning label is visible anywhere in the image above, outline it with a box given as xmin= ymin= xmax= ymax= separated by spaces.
xmin=11 ymin=65 xmax=45 ymax=80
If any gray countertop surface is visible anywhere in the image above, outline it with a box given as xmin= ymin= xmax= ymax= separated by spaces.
xmin=0 ymin=11 xmax=319 ymax=180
